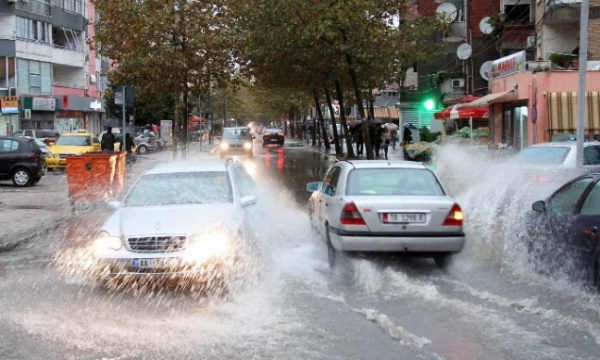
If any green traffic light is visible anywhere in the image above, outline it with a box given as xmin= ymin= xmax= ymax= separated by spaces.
xmin=424 ymin=99 xmax=435 ymax=110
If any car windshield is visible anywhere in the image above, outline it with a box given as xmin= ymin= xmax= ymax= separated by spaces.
xmin=223 ymin=128 xmax=250 ymax=139
xmin=124 ymin=171 xmax=233 ymax=207
xmin=347 ymin=168 xmax=445 ymax=196
xmin=55 ymin=135 xmax=91 ymax=146
xmin=509 ymin=147 xmax=570 ymax=165
xmin=33 ymin=139 xmax=48 ymax=149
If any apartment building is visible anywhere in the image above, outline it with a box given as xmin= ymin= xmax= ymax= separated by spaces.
xmin=0 ymin=0 xmax=109 ymax=136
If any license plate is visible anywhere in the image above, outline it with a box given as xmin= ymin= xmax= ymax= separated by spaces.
xmin=133 ymin=258 xmax=171 ymax=269
xmin=385 ymin=213 xmax=426 ymax=223
xmin=59 ymin=160 xmax=66 ymax=165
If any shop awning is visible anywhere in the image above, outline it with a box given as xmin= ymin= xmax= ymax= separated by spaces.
xmin=373 ymin=107 xmax=400 ymax=119
xmin=458 ymin=90 xmax=515 ymax=108
xmin=547 ymin=91 xmax=600 ymax=134
xmin=434 ymin=106 xmax=489 ymax=120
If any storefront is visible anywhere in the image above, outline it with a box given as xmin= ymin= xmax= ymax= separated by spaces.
xmin=0 ymin=96 xmax=19 ymax=135
xmin=54 ymin=95 xmax=106 ymax=135
xmin=20 ymin=96 xmax=56 ymax=130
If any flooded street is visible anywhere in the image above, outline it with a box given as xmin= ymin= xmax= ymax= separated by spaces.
xmin=1 ymin=144 xmax=599 ymax=360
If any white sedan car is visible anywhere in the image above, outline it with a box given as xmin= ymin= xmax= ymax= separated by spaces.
xmin=307 ymin=160 xmax=465 ymax=268
xmin=93 ymin=160 xmax=258 ymax=290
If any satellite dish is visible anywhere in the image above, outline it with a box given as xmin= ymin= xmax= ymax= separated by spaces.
xmin=479 ymin=17 xmax=494 ymax=34
xmin=480 ymin=61 xmax=493 ymax=80
xmin=436 ymin=3 xmax=457 ymax=23
xmin=457 ymin=43 xmax=472 ymax=60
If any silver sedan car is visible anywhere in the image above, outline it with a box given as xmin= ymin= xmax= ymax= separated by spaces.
xmin=307 ymin=160 xmax=465 ymax=268
xmin=92 ymin=160 xmax=258 ymax=292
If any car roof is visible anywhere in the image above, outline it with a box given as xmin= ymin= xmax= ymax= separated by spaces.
xmin=0 ymin=136 xmax=30 ymax=141
xmin=341 ymin=160 xmax=428 ymax=169
xmin=61 ymin=132 xmax=93 ymax=136
xmin=145 ymin=161 xmax=231 ymax=175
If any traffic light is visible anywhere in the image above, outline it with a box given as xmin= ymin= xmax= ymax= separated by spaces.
xmin=423 ymin=98 xmax=435 ymax=110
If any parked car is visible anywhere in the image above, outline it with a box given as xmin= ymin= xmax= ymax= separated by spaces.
xmin=45 ymin=130 xmax=101 ymax=170
xmin=219 ymin=126 xmax=254 ymax=159
xmin=135 ymin=131 xmax=158 ymax=154
xmin=92 ymin=161 xmax=259 ymax=292
xmin=307 ymin=160 xmax=465 ymax=268
xmin=12 ymin=129 xmax=61 ymax=146
xmin=261 ymin=128 xmax=285 ymax=148
xmin=0 ymin=136 xmax=46 ymax=187
xmin=524 ymin=173 xmax=600 ymax=292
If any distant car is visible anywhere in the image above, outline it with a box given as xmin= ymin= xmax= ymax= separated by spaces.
xmin=524 ymin=173 xmax=600 ymax=292
xmin=12 ymin=129 xmax=61 ymax=146
xmin=220 ymin=126 xmax=254 ymax=159
xmin=135 ymin=131 xmax=158 ymax=154
xmin=0 ymin=136 xmax=46 ymax=187
xmin=92 ymin=161 xmax=259 ymax=292
xmin=307 ymin=160 xmax=465 ymax=268
xmin=45 ymin=130 xmax=101 ymax=170
xmin=261 ymin=128 xmax=285 ymax=147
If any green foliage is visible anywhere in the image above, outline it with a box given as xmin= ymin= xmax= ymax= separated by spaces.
xmin=549 ymin=53 xmax=576 ymax=68
xmin=419 ymin=127 xmax=440 ymax=142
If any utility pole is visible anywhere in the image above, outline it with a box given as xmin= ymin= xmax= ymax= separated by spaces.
xmin=576 ymin=0 xmax=590 ymax=172
xmin=223 ymin=89 xmax=227 ymax=127
xmin=209 ymin=86 xmax=214 ymax=145
xmin=198 ymin=94 xmax=202 ymax=151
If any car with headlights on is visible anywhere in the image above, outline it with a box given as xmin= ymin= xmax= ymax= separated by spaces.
xmin=92 ymin=160 xmax=258 ymax=291
xmin=219 ymin=126 xmax=254 ymax=159
xmin=307 ymin=160 xmax=465 ymax=268
xmin=524 ymin=172 xmax=600 ymax=292
xmin=46 ymin=130 xmax=101 ymax=170
xmin=261 ymin=128 xmax=285 ymax=148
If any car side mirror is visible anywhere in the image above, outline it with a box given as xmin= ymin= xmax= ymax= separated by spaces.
xmin=306 ymin=181 xmax=321 ymax=192
xmin=107 ymin=200 xmax=121 ymax=209
xmin=532 ymin=200 xmax=546 ymax=213
xmin=240 ymin=195 xmax=257 ymax=207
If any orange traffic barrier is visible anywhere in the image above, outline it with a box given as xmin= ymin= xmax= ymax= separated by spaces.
xmin=66 ymin=152 xmax=126 ymax=202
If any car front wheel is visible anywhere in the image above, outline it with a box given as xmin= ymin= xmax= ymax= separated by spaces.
xmin=12 ymin=168 xmax=32 ymax=187
xmin=138 ymin=145 xmax=148 ymax=155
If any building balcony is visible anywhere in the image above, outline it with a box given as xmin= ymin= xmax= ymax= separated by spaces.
xmin=52 ymin=45 xmax=84 ymax=67
xmin=544 ymin=0 xmax=581 ymax=24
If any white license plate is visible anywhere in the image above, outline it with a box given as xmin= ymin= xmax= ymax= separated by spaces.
xmin=133 ymin=258 xmax=171 ymax=269
xmin=59 ymin=159 xmax=66 ymax=165
xmin=386 ymin=213 xmax=426 ymax=223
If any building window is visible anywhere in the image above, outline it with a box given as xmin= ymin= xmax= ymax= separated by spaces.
xmin=96 ymin=71 xmax=103 ymax=91
xmin=17 ymin=59 xmax=52 ymax=95
xmin=504 ymin=4 xmax=532 ymax=23
xmin=16 ymin=17 xmax=51 ymax=44
xmin=51 ymin=0 xmax=83 ymax=15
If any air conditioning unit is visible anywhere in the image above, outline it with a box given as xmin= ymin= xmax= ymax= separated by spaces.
xmin=526 ymin=36 xmax=535 ymax=49
xmin=22 ymin=109 xmax=31 ymax=119
xmin=9 ymin=87 xmax=17 ymax=96
xmin=451 ymin=78 xmax=465 ymax=89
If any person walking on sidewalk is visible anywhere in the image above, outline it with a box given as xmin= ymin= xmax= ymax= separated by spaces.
xmin=101 ymin=127 xmax=116 ymax=152
xmin=356 ymin=127 xmax=364 ymax=156
xmin=390 ymin=129 xmax=398 ymax=150
xmin=381 ymin=127 xmax=392 ymax=159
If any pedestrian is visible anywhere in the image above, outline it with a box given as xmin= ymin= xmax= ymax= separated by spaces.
xmin=356 ymin=127 xmax=364 ymax=156
xmin=373 ymin=125 xmax=383 ymax=157
xmin=101 ymin=127 xmax=116 ymax=152
xmin=381 ymin=127 xmax=392 ymax=159
xmin=390 ymin=129 xmax=398 ymax=150
xmin=403 ymin=125 xmax=413 ymax=146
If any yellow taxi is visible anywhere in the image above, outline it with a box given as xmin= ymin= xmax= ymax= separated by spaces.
xmin=46 ymin=130 xmax=101 ymax=170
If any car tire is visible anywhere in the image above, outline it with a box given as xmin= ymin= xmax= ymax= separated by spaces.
xmin=434 ymin=253 xmax=453 ymax=269
xmin=12 ymin=168 xmax=32 ymax=187
xmin=138 ymin=145 xmax=148 ymax=155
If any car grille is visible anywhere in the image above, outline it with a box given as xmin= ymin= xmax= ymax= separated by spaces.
xmin=127 ymin=236 xmax=187 ymax=253
xmin=59 ymin=153 xmax=77 ymax=158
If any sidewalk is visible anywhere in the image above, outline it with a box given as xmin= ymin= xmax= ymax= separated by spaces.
xmin=291 ymin=136 xmax=408 ymax=160
xmin=0 ymin=141 xmax=219 ymax=253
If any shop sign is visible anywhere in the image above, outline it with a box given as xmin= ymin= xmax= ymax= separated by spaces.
xmin=32 ymin=97 xmax=56 ymax=111
xmin=1 ymin=96 xmax=18 ymax=114
xmin=90 ymin=100 xmax=102 ymax=111
xmin=491 ymin=51 xmax=526 ymax=79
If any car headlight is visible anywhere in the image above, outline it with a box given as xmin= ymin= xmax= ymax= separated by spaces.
xmin=53 ymin=153 xmax=58 ymax=158
xmin=93 ymin=231 xmax=122 ymax=255
xmin=243 ymin=142 xmax=252 ymax=149
xmin=188 ymin=229 xmax=229 ymax=262
xmin=220 ymin=143 xmax=229 ymax=150
xmin=46 ymin=152 xmax=52 ymax=158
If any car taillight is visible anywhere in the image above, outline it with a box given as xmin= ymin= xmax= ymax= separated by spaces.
xmin=533 ymin=176 xmax=551 ymax=182
xmin=340 ymin=202 xmax=366 ymax=225
xmin=442 ymin=203 xmax=464 ymax=226
xmin=28 ymin=155 xmax=38 ymax=162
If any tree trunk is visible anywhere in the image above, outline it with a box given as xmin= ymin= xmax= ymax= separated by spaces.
xmin=182 ymin=80 xmax=189 ymax=160
xmin=335 ymin=79 xmax=355 ymax=158
xmin=324 ymin=87 xmax=342 ymax=157
xmin=346 ymin=53 xmax=373 ymax=159
xmin=313 ymin=90 xmax=331 ymax=151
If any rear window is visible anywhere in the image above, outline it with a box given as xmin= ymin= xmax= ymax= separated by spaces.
xmin=28 ymin=139 xmax=41 ymax=152
xmin=346 ymin=168 xmax=445 ymax=196
xmin=510 ymin=147 xmax=570 ymax=165
xmin=56 ymin=135 xmax=91 ymax=146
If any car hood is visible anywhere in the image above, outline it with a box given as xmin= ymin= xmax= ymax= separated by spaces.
xmin=49 ymin=145 xmax=94 ymax=154
xmin=103 ymin=204 xmax=240 ymax=237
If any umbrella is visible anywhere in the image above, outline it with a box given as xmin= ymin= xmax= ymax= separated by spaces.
xmin=102 ymin=118 xmax=122 ymax=128
xmin=383 ymin=123 xmax=399 ymax=131
xmin=347 ymin=120 xmax=362 ymax=129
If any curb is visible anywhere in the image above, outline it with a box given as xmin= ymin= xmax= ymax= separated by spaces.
xmin=0 ymin=214 xmax=70 ymax=253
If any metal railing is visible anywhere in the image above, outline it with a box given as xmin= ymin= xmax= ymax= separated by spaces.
xmin=16 ymin=0 xmax=51 ymax=17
